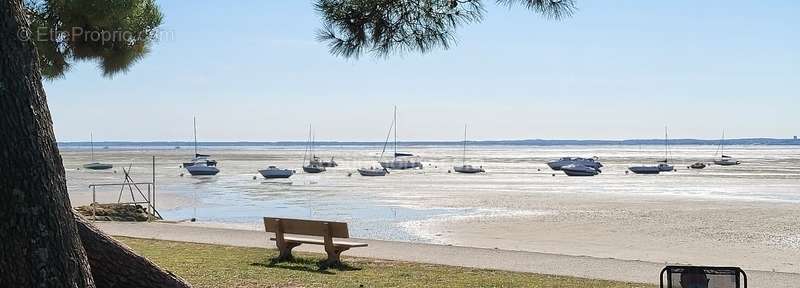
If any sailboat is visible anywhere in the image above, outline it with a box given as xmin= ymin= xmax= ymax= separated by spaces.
xmin=379 ymin=106 xmax=422 ymax=170
xmin=713 ymin=130 xmax=741 ymax=166
xmin=302 ymin=125 xmax=326 ymax=173
xmin=358 ymin=111 xmax=394 ymax=177
xmin=629 ymin=127 xmax=674 ymax=174
xmin=183 ymin=117 xmax=220 ymax=176
xmin=453 ymin=124 xmax=485 ymax=174
xmin=657 ymin=127 xmax=675 ymax=172
xmin=82 ymin=133 xmax=113 ymax=170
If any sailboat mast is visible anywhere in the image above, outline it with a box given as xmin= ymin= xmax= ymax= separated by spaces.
xmin=721 ymin=130 xmax=725 ymax=156
xmin=303 ymin=124 xmax=310 ymax=164
xmin=193 ymin=117 xmax=198 ymax=156
xmin=664 ymin=126 xmax=668 ymax=161
xmin=462 ymin=124 xmax=467 ymax=166
xmin=90 ymin=132 xmax=94 ymax=161
xmin=393 ymin=106 xmax=397 ymax=158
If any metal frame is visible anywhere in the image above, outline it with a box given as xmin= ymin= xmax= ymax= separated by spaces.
xmin=660 ymin=265 xmax=747 ymax=288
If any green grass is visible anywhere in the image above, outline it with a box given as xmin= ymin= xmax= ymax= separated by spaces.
xmin=119 ymin=237 xmax=654 ymax=288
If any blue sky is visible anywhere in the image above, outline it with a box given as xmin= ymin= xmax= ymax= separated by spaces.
xmin=45 ymin=0 xmax=798 ymax=142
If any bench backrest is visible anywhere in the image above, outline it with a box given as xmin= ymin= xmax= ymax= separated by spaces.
xmin=263 ymin=217 xmax=349 ymax=238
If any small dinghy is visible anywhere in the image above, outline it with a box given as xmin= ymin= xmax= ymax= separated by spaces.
xmin=690 ymin=162 xmax=707 ymax=169
xmin=561 ymin=164 xmax=600 ymax=176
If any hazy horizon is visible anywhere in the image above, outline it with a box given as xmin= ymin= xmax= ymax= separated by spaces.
xmin=44 ymin=1 xmax=798 ymax=142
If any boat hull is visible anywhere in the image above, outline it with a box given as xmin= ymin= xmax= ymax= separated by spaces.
xmin=358 ymin=168 xmax=387 ymax=176
xmin=259 ymin=169 xmax=294 ymax=178
xmin=302 ymin=165 xmax=326 ymax=173
xmin=714 ymin=160 xmax=741 ymax=166
xmin=547 ymin=158 xmax=603 ymax=171
xmin=453 ymin=165 xmax=485 ymax=173
xmin=83 ymin=163 xmax=113 ymax=170
xmin=690 ymin=162 xmax=707 ymax=169
xmin=380 ymin=160 xmax=422 ymax=170
xmin=629 ymin=166 xmax=661 ymax=174
xmin=561 ymin=165 xmax=599 ymax=176
xmin=186 ymin=166 xmax=219 ymax=176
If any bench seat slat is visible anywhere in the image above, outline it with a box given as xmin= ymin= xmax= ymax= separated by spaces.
xmin=270 ymin=236 xmax=368 ymax=248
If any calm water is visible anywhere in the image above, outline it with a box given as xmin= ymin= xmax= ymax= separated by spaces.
xmin=62 ymin=145 xmax=800 ymax=242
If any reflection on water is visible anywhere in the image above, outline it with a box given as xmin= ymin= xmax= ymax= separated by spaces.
xmin=62 ymin=145 xmax=800 ymax=242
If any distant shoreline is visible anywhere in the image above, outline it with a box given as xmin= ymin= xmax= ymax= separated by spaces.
xmin=58 ymin=138 xmax=800 ymax=147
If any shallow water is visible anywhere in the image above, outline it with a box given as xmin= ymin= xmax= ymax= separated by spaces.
xmin=62 ymin=145 xmax=800 ymax=242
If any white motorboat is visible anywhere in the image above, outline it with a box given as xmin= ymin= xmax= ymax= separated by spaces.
xmin=378 ymin=106 xmax=422 ymax=170
xmin=259 ymin=166 xmax=295 ymax=179
xmin=561 ymin=164 xmax=600 ymax=176
xmin=357 ymin=167 xmax=388 ymax=176
xmin=302 ymin=125 xmax=326 ymax=174
xmin=547 ymin=157 xmax=603 ymax=170
xmin=82 ymin=133 xmax=113 ymax=170
xmin=184 ymin=117 xmax=220 ymax=176
xmin=629 ymin=165 xmax=661 ymax=174
xmin=453 ymin=124 xmax=485 ymax=174
xmin=713 ymin=130 xmax=741 ymax=166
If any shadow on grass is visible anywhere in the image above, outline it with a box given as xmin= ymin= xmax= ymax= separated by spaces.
xmin=250 ymin=257 xmax=362 ymax=274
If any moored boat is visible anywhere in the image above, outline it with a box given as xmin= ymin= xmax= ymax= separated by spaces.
xmin=690 ymin=162 xmax=707 ymax=169
xmin=357 ymin=167 xmax=388 ymax=176
xmin=82 ymin=133 xmax=113 ymax=170
xmin=259 ymin=166 xmax=295 ymax=178
xmin=547 ymin=157 xmax=603 ymax=170
xmin=453 ymin=124 xmax=485 ymax=174
xmin=561 ymin=164 xmax=600 ymax=176
xmin=629 ymin=165 xmax=661 ymax=174
xmin=184 ymin=117 xmax=220 ymax=176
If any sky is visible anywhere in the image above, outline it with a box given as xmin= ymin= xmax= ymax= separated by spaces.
xmin=45 ymin=0 xmax=799 ymax=142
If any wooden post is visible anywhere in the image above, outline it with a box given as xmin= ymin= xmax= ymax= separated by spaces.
xmin=92 ymin=185 xmax=96 ymax=221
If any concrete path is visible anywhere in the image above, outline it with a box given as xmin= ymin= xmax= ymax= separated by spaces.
xmin=96 ymin=222 xmax=799 ymax=288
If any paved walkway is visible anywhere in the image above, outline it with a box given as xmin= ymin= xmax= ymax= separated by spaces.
xmin=97 ymin=222 xmax=799 ymax=288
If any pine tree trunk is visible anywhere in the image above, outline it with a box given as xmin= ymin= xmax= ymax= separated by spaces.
xmin=0 ymin=0 xmax=96 ymax=286
xmin=1 ymin=1 xmax=191 ymax=287
xmin=75 ymin=214 xmax=192 ymax=288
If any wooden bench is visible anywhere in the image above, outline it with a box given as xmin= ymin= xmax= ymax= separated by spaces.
xmin=263 ymin=217 xmax=368 ymax=267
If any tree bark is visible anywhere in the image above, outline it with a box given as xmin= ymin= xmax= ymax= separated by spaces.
xmin=1 ymin=1 xmax=192 ymax=287
xmin=0 ymin=0 xmax=95 ymax=286
xmin=75 ymin=214 xmax=191 ymax=288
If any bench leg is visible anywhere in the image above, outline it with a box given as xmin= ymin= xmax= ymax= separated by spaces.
xmin=276 ymin=242 xmax=302 ymax=261
xmin=322 ymin=246 xmax=350 ymax=268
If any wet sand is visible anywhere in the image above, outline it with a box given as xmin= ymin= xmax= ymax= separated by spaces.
xmin=406 ymin=193 xmax=800 ymax=274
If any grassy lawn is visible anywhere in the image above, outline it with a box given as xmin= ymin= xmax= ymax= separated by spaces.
xmin=120 ymin=237 xmax=654 ymax=288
